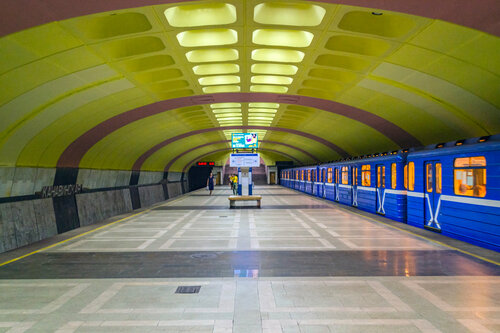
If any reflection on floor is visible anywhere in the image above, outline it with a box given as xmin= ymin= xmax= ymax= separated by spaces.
xmin=0 ymin=186 xmax=498 ymax=332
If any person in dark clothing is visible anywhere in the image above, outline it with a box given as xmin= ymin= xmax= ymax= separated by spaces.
xmin=207 ymin=172 xmax=214 ymax=195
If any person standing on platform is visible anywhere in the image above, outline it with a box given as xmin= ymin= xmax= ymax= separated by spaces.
xmin=232 ymin=174 xmax=238 ymax=195
xmin=207 ymin=172 xmax=214 ymax=196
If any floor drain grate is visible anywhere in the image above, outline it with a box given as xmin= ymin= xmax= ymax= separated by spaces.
xmin=175 ymin=286 xmax=201 ymax=294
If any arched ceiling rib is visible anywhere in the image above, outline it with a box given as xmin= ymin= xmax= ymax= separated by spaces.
xmin=0 ymin=0 xmax=499 ymax=172
xmin=1 ymin=0 xmax=499 ymax=36
xmin=164 ymin=139 xmax=319 ymax=172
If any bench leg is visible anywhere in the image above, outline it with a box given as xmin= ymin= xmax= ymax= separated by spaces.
xmin=257 ymin=200 xmax=261 ymax=208
xmin=230 ymin=200 xmax=235 ymax=209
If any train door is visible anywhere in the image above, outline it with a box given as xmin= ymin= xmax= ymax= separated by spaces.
xmin=352 ymin=166 xmax=358 ymax=206
xmin=424 ymin=161 xmax=442 ymax=231
xmin=376 ymin=164 xmax=386 ymax=214
xmin=334 ymin=168 xmax=340 ymax=201
xmin=322 ymin=168 xmax=327 ymax=198
xmin=312 ymin=169 xmax=316 ymax=195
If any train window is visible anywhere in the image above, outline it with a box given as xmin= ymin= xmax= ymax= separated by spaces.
xmin=352 ymin=167 xmax=358 ymax=185
xmin=341 ymin=166 xmax=349 ymax=184
xmin=335 ymin=169 xmax=339 ymax=183
xmin=426 ymin=164 xmax=433 ymax=192
xmin=361 ymin=165 xmax=371 ymax=186
xmin=307 ymin=170 xmax=310 ymax=181
xmin=391 ymin=163 xmax=397 ymax=189
xmin=327 ymin=168 xmax=333 ymax=183
xmin=436 ymin=163 xmax=442 ymax=194
xmin=408 ymin=162 xmax=415 ymax=191
xmin=377 ymin=166 xmax=385 ymax=188
xmin=454 ymin=156 xmax=486 ymax=197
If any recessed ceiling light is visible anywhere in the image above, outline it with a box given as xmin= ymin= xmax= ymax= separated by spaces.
xmin=249 ymin=103 xmax=280 ymax=108
xmin=186 ymin=48 xmax=239 ymax=62
xmin=177 ymin=29 xmax=238 ymax=47
xmin=211 ymin=103 xmax=241 ymax=108
xmin=193 ymin=63 xmax=239 ymax=75
xmin=254 ymin=3 xmax=326 ymax=27
xmin=251 ymin=75 xmax=293 ymax=85
xmin=253 ymin=29 xmax=314 ymax=47
xmin=165 ymin=3 xmax=237 ymax=27
xmin=212 ymin=108 xmax=242 ymax=113
xmin=371 ymin=12 xmax=383 ymax=15
xmin=203 ymin=85 xmax=240 ymax=93
xmin=250 ymin=85 xmax=288 ymax=93
xmin=199 ymin=75 xmax=240 ymax=85
xmin=248 ymin=108 xmax=277 ymax=114
xmin=251 ymin=63 xmax=298 ymax=75
xmin=252 ymin=49 xmax=304 ymax=63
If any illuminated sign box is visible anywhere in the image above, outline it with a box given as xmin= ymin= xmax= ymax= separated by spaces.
xmin=230 ymin=153 xmax=260 ymax=167
xmin=231 ymin=133 xmax=258 ymax=149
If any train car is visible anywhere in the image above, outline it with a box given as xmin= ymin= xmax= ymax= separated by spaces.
xmin=294 ymin=169 xmax=300 ymax=191
xmin=406 ymin=136 xmax=500 ymax=251
xmin=315 ymin=167 xmax=325 ymax=198
xmin=304 ymin=167 xmax=315 ymax=195
xmin=352 ymin=153 xmax=407 ymax=221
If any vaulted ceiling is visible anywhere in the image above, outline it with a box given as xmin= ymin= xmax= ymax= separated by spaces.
xmin=0 ymin=0 xmax=499 ymax=172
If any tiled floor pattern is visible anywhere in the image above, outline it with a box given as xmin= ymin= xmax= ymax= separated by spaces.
xmin=0 ymin=277 xmax=499 ymax=332
xmin=0 ymin=186 xmax=498 ymax=332
xmin=47 ymin=187 xmax=441 ymax=252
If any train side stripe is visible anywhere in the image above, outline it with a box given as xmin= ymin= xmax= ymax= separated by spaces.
xmin=407 ymin=192 xmax=425 ymax=198
xmin=440 ymin=195 xmax=500 ymax=208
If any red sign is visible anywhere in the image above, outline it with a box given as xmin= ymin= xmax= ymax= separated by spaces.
xmin=197 ymin=162 xmax=215 ymax=166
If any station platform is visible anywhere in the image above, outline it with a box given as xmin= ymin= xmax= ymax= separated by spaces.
xmin=0 ymin=185 xmax=498 ymax=332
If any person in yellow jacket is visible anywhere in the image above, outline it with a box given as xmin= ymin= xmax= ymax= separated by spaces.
xmin=232 ymin=174 xmax=238 ymax=195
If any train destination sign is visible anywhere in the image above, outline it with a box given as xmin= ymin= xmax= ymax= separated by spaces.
xmin=197 ymin=161 xmax=215 ymax=166
xmin=231 ymin=133 xmax=258 ymax=149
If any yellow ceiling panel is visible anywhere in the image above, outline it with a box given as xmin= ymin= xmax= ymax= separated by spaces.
xmin=315 ymin=54 xmax=372 ymax=72
xmin=338 ymin=10 xmax=416 ymax=38
xmin=96 ymin=35 xmax=166 ymax=60
xmin=325 ymin=35 xmax=392 ymax=57
xmin=116 ymin=54 xmax=175 ymax=73
xmin=8 ymin=22 xmax=83 ymax=58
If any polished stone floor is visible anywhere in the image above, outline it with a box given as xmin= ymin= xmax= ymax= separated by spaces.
xmin=0 ymin=186 xmax=499 ymax=332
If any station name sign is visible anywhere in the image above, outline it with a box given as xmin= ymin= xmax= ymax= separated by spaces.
xmin=41 ymin=184 xmax=83 ymax=198
xmin=230 ymin=153 xmax=260 ymax=167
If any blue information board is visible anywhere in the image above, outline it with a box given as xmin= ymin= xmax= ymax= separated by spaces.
xmin=231 ymin=133 xmax=258 ymax=148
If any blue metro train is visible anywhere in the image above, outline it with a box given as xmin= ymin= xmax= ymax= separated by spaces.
xmin=281 ymin=136 xmax=500 ymax=252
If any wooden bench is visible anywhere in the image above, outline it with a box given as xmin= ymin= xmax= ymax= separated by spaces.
xmin=228 ymin=195 xmax=262 ymax=208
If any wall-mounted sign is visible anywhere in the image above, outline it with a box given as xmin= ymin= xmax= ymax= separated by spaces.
xmin=231 ymin=133 xmax=258 ymax=149
xmin=40 ymin=184 xmax=83 ymax=198
xmin=230 ymin=153 xmax=260 ymax=167
xmin=197 ymin=161 xmax=215 ymax=166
